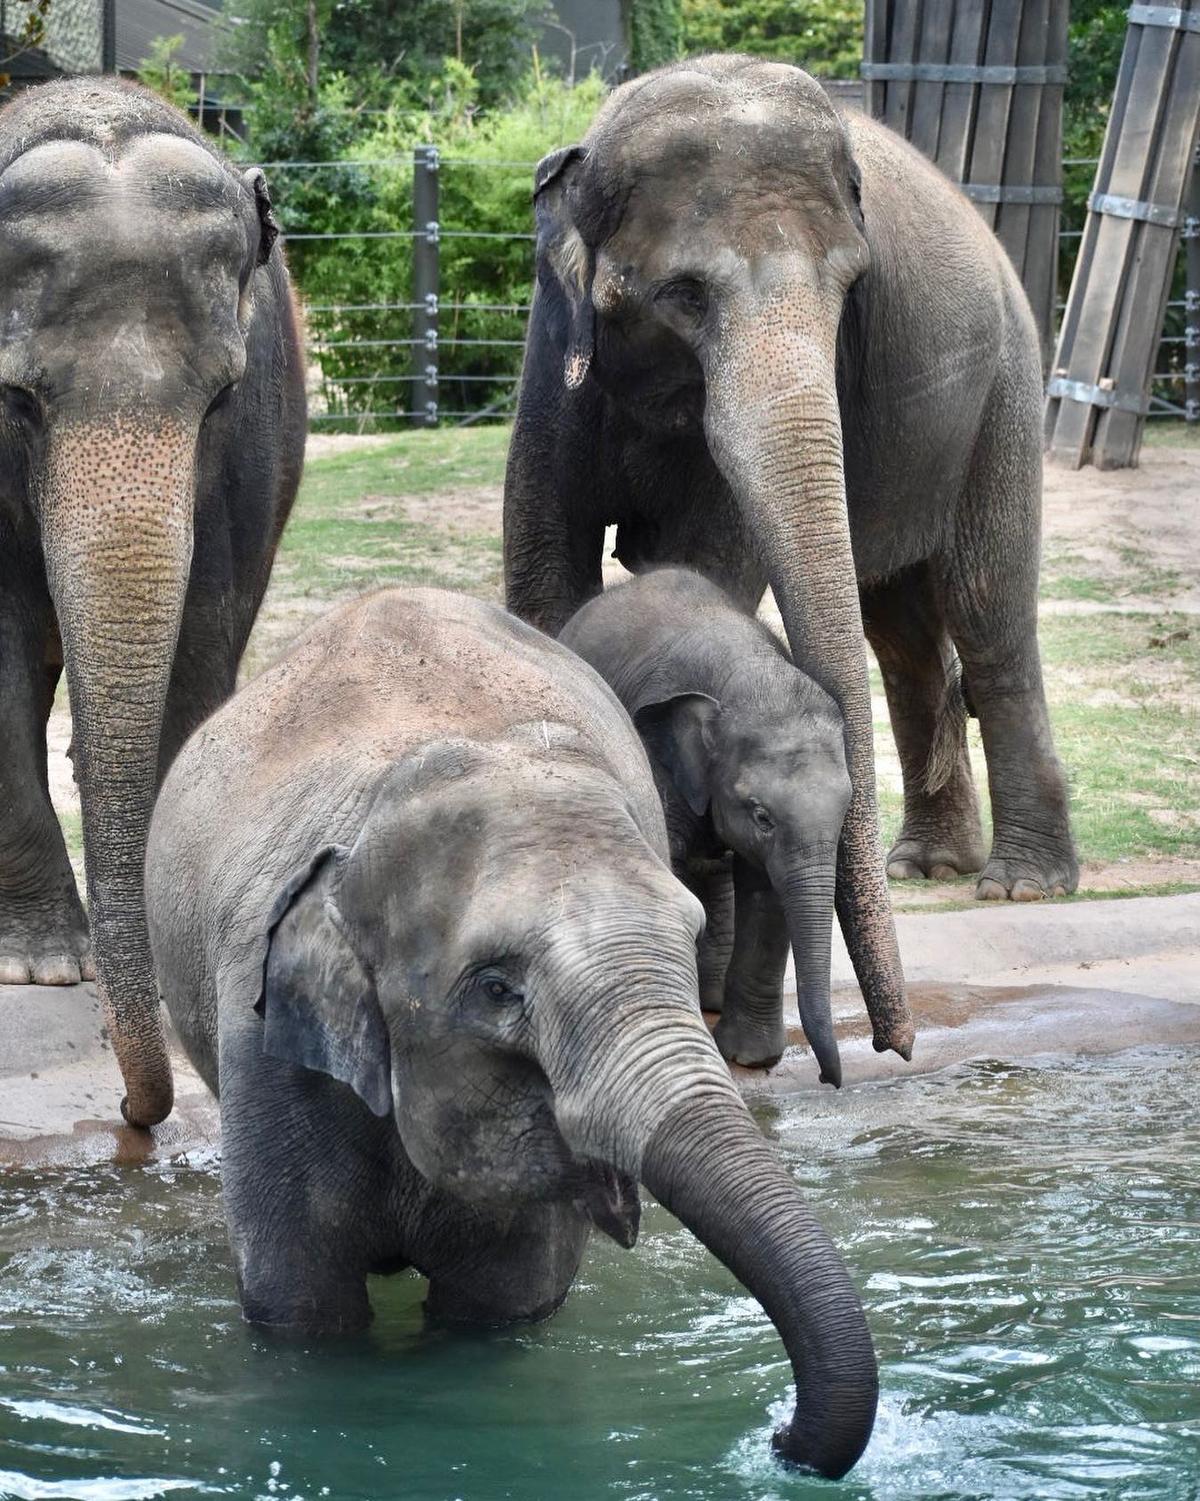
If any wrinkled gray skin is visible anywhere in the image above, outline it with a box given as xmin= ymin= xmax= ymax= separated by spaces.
xmin=505 ymin=55 xmax=1079 ymax=1065
xmin=0 ymin=79 xmax=305 ymax=1126
xmin=561 ymin=569 xmax=849 ymax=1080
xmin=146 ymin=588 xmax=878 ymax=1479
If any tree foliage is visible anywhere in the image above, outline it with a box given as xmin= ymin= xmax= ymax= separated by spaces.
xmin=630 ymin=0 xmax=683 ymax=72
xmin=136 ymin=34 xmax=199 ymax=112
xmin=680 ymin=0 xmax=862 ymax=77
xmin=221 ymin=0 xmax=552 ymax=111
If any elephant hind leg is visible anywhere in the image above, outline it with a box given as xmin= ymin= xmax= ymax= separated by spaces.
xmin=680 ymin=855 xmax=736 ymax=1012
xmin=940 ymin=369 xmax=1077 ymax=901
xmin=861 ymin=564 xmax=986 ymax=882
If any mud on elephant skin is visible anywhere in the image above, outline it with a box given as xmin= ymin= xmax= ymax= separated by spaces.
xmin=145 ymin=587 xmax=878 ymax=1479
xmin=504 ymin=54 xmax=1080 ymax=1056
xmin=561 ymin=568 xmax=850 ymax=1080
xmin=0 ymin=78 xmax=306 ymax=1125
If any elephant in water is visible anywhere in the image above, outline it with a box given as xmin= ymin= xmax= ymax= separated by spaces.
xmin=145 ymin=588 xmax=878 ymax=1480
xmin=561 ymin=568 xmax=850 ymax=1080
xmin=0 ymin=79 xmax=306 ymax=1125
xmin=504 ymin=54 xmax=1079 ymax=1063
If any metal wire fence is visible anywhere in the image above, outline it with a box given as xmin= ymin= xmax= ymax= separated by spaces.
xmin=262 ymin=147 xmax=1199 ymax=431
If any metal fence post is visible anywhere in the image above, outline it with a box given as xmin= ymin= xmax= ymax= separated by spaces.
xmin=411 ymin=144 xmax=439 ymax=427
xmin=1186 ymin=154 xmax=1199 ymax=425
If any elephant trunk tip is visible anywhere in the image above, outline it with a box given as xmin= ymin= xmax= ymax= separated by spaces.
xmin=872 ymin=1020 xmax=915 ymax=1062
xmin=771 ymin=1380 xmax=878 ymax=1479
xmin=818 ymin=1057 xmax=843 ymax=1089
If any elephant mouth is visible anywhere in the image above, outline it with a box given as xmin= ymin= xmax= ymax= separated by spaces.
xmin=574 ymin=1159 xmax=640 ymax=1249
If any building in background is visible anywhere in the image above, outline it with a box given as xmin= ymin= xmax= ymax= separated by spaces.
xmin=1 ymin=0 xmax=228 ymax=117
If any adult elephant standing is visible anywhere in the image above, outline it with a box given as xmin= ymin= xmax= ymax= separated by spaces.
xmin=0 ymin=79 xmax=306 ymax=1126
xmin=504 ymin=54 xmax=1078 ymax=1059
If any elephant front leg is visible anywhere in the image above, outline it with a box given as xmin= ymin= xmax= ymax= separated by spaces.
xmin=219 ymin=1035 xmax=399 ymax=1334
xmin=680 ymin=855 xmax=735 ymax=1012
xmin=0 ymin=584 xmax=91 ymax=985
xmin=862 ymin=566 xmax=986 ymax=883
xmin=712 ymin=859 xmax=788 ymax=1069
xmin=418 ymin=1196 xmax=591 ymax=1329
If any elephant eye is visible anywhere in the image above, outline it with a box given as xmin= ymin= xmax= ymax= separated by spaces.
xmin=656 ymin=278 xmax=709 ymax=320
xmin=749 ymin=802 xmax=775 ymax=834
xmin=1 ymin=384 xmax=42 ymax=430
xmin=481 ymin=975 xmax=522 ymax=1005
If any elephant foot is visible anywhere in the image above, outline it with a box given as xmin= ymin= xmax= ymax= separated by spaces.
xmin=975 ymin=847 xmax=1078 ymax=902
xmin=713 ymin=1009 xmax=785 ymax=1070
xmin=0 ymin=892 xmax=93 ymax=986
xmin=886 ymin=833 xmax=986 ymax=883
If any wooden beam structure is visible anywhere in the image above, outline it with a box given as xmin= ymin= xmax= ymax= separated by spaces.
xmin=1045 ymin=3 xmax=1200 ymax=467
xmin=862 ymin=0 xmax=1068 ymax=352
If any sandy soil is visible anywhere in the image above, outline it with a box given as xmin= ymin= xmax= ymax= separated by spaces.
xmin=41 ymin=444 xmax=1200 ymax=902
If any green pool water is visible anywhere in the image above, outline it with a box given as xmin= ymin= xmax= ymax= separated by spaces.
xmin=1 ymin=1046 xmax=1197 ymax=1501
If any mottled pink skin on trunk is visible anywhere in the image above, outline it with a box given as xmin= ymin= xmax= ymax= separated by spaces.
xmin=702 ymin=280 xmax=914 ymax=1060
xmin=39 ymin=412 xmax=198 ymax=1127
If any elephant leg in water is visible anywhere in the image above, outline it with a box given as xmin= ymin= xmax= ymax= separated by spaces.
xmin=861 ymin=565 xmax=987 ymax=883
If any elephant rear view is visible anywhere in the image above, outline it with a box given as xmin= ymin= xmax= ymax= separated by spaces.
xmin=146 ymin=587 xmax=878 ymax=1479
xmin=0 ymin=79 xmax=306 ymax=1125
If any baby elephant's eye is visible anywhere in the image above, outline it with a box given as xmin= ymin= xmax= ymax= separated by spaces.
xmin=483 ymin=976 xmax=521 ymax=1004
xmin=749 ymin=802 xmax=775 ymax=834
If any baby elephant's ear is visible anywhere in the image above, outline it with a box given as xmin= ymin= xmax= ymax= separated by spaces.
xmin=634 ymin=693 xmax=721 ymax=817
xmin=255 ymin=848 xmax=392 ymax=1117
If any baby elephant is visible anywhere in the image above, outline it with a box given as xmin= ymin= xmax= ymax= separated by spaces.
xmin=561 ymin=569 xmax=850 ymax=1082
xmin=145 ymin=588 xmax=876 ymax=1481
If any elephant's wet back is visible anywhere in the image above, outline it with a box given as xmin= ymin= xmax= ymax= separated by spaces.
xmin=0 ymin=1045 xmax=1196 ymax=1499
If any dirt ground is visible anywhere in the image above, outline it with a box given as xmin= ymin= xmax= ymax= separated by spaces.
xmin=43 ymin=439 xmax=1200 ymax=908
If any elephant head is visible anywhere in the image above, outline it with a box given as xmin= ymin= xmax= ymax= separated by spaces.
xmin=0 ymin=88 xmax=283 ymax=1125
xmin=255 ymin=735 xmax=877 ymax=1477
xmin=636 ymin=677 xmax=851 ymax=1084
xmin=531 ymin=56 xmax=912 ymax=1061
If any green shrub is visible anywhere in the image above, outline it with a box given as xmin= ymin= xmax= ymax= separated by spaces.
xmin=254 ymin=66 xmax=605 ymax=427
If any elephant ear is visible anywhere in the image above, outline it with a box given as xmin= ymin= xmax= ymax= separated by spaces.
xmin=634 ymin=693 xmax=721 ymax=817
xmin=254 ymin=847 xmax=392 ymax=1117
xmin=533 ymin=145 xmax=594 ymax=391
xmin=242 ymin=167 xmax=280 ymax=266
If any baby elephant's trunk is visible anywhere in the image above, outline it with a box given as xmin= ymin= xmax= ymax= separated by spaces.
xmin=780 ymin=848 xmax=842 ymax=1088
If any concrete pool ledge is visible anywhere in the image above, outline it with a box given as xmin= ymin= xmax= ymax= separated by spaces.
xmin=0 ymin=892 xmax=1197 ymax=1166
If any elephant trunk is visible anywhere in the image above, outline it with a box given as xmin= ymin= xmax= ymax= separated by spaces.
xmin=777 ymin=849 xmax=841 ymax=1088
xmin=545 ymin=919 xmax=877 ymax=1478
xmin=641 ymin=1098 xmax=878 ymax=1477
xmin=703 ymin=276 xmax=913 ymax=1060
xmin=39 ymin=412 xmax=197 ymax=1127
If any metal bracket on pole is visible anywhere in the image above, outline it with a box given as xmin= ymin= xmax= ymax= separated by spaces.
xmin=1089 ymin=192 xmax=1184 ymax=228
xmin=1127 ymin=5 xmax=1200 ymax=31
xmin=1183 ymin=217 xmax=1200 ymax=241
xmin=963 ymin=184 xmax=1063 ymax=204
xmin=860 ymin=62 xmax=1067 ymax=83
xmin=1046 ymin=376 xmax=1150 ymax=416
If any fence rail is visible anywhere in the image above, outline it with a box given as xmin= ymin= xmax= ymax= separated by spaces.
xmin=270 ymin=146 xmax=1198 ymax=431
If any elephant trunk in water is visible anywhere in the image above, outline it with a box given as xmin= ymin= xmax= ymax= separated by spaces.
xmin=545 ymin=919 xmax=877 ymax=1478
xmin=778 ymin=849 xmax=841 ymax=1088
xmin=702 ymin=270 xmax=913 ymax=1062
xmin=38 ymin=412 xmax=196 ymax=1127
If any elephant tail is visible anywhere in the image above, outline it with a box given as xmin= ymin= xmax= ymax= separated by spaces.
xmin=924 ymin=656 xmax=971 ymax=796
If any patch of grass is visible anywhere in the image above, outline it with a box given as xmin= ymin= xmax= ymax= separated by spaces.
xmin=1040 ymin=542 xmax=1185 ymax=604
xmin=1143 ymin=422 xmax=1200 ymax=450
xmin=278 ymin=428 xmax=508 ymax=600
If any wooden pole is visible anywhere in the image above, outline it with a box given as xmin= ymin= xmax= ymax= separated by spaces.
xmin=1045 ymin=2 xmax=1200 ymax=468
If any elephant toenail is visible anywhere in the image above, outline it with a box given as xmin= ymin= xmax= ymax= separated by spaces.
xmin=887 ymin=860 xmax=924 ymax=880
xmin=1011 ymin=880 xmax=1046 ymax=902
xmin=976 ymin=878 xmax=1008 ymax=901
xmin=32 ymin=955 xmax=82 ymax=985
xmin=929 ymin=863 xmax=959 ymax=881
xmin=0 ymin=956 xmax=33 ymax=984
